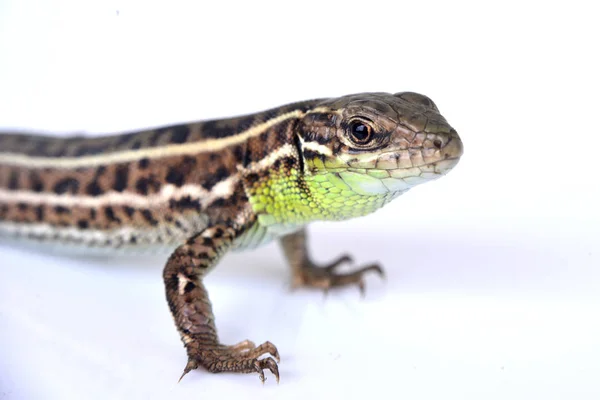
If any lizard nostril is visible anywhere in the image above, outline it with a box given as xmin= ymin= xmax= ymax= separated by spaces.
xmin=433 ymin=139 xmax=443 ymax=149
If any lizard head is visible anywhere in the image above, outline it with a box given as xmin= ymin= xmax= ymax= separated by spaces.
xmin=297 ymin=92 xmax=463 ymax=219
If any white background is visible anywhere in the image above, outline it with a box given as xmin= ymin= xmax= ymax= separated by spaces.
xmin=0 ymin=1 xmax=599 ymax=399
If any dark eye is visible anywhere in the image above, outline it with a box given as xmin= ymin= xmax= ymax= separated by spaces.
xmin=349 ymin=120 xmax=373 ymax=145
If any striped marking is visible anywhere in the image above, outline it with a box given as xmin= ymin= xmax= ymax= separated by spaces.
xmin=0 ymin=107 xmax=330 ymax=169
xmin=298 ymin=138 xmax=333 ymax=157
xmin=244 ymin=143 xmax=296 ymax=171
xmin=0 ymin=214 xmax=209 ymax=252
xmin=0 ymin=176 xmax=238 ymax=208
xmin=0 ymin=143 xmax=303 ymax=208
xmin=0 ymin=221 xmax=145 ymax=246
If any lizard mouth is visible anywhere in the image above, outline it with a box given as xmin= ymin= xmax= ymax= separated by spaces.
xmin=335 ymin=139 xmax=462 ymax=195
xmin=346 ymin=150 xmax=461 ymax=174
xmin=344 ymin=134 xmax=463 ymax=173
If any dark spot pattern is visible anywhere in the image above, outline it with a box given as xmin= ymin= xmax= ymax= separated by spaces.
xmin=104 ymin=206 xmax=120 ymax=222
xmin=183 ymin=281 xmax=196 ymax=293
xmin=233 ymin=145 xmax=245 ymax=163
xmin=201 ymin=166 xmax=229 ymax=190
xmin=54 ymin=206 xmax=70 ymax=214
xmin=113 ymin=166 xmax=129 ymax=192
xmin=165 ymin=168 xmax=185 ymax=186
xmin=169 ymin=196 xmax=201 ymax=211
xmin=302 ymin=149 xmax=325 ymax=162
xmin=86 ymin=180 xmax=103 ymax=196
xmin=135 ymin=178 xmax=151 ymax=195
xmin=135 ymin=177 xmax=161 ymax=195
xmin=170 ymin=125 xmax=191 ymax=144
xmin=8 ymin=171 xmax=18 ymax=190
xmin=53 ymin=178 xmax=79 ymax=194
xmin=29 ymin=172 xmax=44 ymax=192
xmin=245 ymin=173 xmax=259 ymax=185
xmin=201 ymin=120 xmax=236 ymax=139
xmin=35 ymin=206 xmax=44 ymax=221
xmin=138 ymin=158 xmax=150 ymax=169
xmin=141 ymin=209 xmax=158 ymax=226
xmin=210 ymin=198 xmax=226 ymax=207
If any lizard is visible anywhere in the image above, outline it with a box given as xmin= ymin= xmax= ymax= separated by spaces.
xmin=0 ymin=92 xmax=463 ymax=383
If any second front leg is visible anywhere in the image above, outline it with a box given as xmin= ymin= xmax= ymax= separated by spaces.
xmin=163 ymin=224 xmax=280 ymax=383
xmin=279 ymin=228 xmax=384 ymax=295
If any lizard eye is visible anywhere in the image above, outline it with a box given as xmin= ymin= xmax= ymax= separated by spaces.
xmin=348 ymin=120 xmax=373 ymax=145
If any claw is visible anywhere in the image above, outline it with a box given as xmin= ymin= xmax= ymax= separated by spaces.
xmin=178 ymin=358 xmax=198 ymax=383
xmin=358 ymin=280 xmax=366 ymax=297
xmin=324 ymin=254 xmax=354 ymax=272
xmin=254 ymin=360 xmax=266 ymax=383
xmin=253 ymin=357 xmax=279 ymax=384
xmin=264 ymin=357 xmax=280 ymax=384
xmin=372 ymin=264 xmax=386 ymax=279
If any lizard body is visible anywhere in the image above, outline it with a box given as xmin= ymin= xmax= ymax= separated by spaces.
xmin=0 ymin=92 xmax=463 ymax=382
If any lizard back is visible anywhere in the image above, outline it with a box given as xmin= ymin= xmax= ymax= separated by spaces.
xmin=0 ymin=100 xmax=319 ymax=253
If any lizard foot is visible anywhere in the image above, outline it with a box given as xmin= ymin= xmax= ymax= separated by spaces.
xmin=292 ymin=254 xmax=385 ymax=296
xmin=179 ymin=340 xmax=280 ymax=383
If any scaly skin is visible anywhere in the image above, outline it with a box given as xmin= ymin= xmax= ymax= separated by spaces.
xmin=0 ymin=91 xmax=463 ymax=383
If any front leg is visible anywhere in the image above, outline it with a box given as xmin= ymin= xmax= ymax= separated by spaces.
xmin=163 ymin=224 xmax=280 ymax=383
xmin=280 ymin=228 xmax=384 ymax=295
